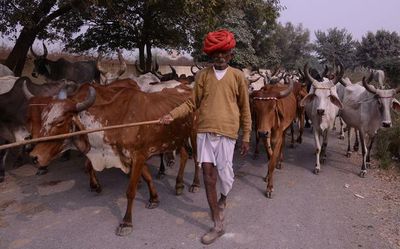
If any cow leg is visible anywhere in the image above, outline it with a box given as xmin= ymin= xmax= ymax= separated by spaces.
xmin=276 ymin=132 xmax=286 ymax=169
xmin=290 ymin=122 xmax=295 ymax=148
xmin=85 ymin=160 xmax=102 ymax=193
xmin=366 ymin=135 xmax=375 ymax=168
xmin=253 ymin=130 xmax=260 ymax=160
xmin=305 ymin=113 xmax=311 ymax=128
xmin=320 ymin=130 xmax=328 ymax=164
xmin=346 ymin=127 xmax=352 ymax=158
xmin=296 ymin=112 xmax=304 ymax=144
xmin=0 ymin=148 xmax=6 ymax=183
xmin=116 ymin=154 xmax=146 ymax=236
xmin=265 ymin=132 xmax=283 ymax=198
xmin=175 ymin=147 xmax=189 ymax=195
xmin=338 ymin=118 xmax=345 ymax=140
xmin=141 ymin=165 xmax=159 ymax=209
xmin=332 ymin=116 xmax=337 ymax=131
xmin=188 ymin=133 xmax=200 ymax=193
xmin=353 ymin=129 xmax=360 ymax=152
xmin=359 ymin=130 xmax=367 ymax=178
xmin=262 ymin=137 xmax=273 ymax=161
xmin=156 ymin=153 xmax=166 ymax=179
xmin=313 ymin=130 xmax=321 ymax=174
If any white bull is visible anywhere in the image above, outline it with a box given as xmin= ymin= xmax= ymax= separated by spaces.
xmin=300 ymin=64 xmax=344 ymax=174
xmin=338 ymin=77 xmax=400 ymax=177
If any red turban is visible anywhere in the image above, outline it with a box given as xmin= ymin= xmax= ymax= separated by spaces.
xmin=203 ymin=29 xmax=236 ymax=55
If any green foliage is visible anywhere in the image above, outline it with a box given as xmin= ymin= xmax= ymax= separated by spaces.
xmin=314 ymin=28 xmax=357 ymax=68
xmin=356 ymin=30 xmax=400 ymax=68
xmin=375 ymin=115 xmax=400 ymax=169
xmin=260 ymin=22 xmax=312 ymax=69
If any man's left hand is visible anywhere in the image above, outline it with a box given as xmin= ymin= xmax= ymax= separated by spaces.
xmin=240 ymin=141 xmax=250 ymax=156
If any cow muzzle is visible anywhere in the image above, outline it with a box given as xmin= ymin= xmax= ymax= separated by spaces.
xmin=258 ymin=131 xmax=269 ymax=138
xmin=382 ymin=122 xmax=392 ymax=128
xmin=317 ymin=109 xmax=325 ymax=115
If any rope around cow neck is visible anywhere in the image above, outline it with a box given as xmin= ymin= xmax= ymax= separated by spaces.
xmin=0 ymin=119 xmax=161 ymax=151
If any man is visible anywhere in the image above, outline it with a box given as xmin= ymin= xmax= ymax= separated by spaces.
xmin=159 ymin=29 xmax=252 ymax=244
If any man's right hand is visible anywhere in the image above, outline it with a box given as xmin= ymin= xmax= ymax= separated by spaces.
xmin=159 ymin=114 xmax=174 ymax=124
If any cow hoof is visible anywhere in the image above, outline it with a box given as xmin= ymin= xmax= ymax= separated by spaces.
xmin=296 ymin=137 xmax=302 ymax=144
xmin=359 ymin=171 xmax=367 ymax=178
xmin=313 ymin=168 xmax=320 ymax=175
xmin=156 ymin=172 xmax=166 ymax=180
xmin=265 ymin=191 xmax=272 ymax=198
xmin=116 ymin=223 xmax=133 ymax=236
xmin=346 ymin=152 xmax=352 ymax=158
xmin=353 ymin=146 xmax=359 ymax=152
xmin=175 ymin=185 xmax=184 ymax=195
xmin=263 ymin=176 xmax=267 ymax=182
xmin=339 ymin=135 xmax=345 ymax=140
xmin=36 ymin=167 xmax=48 ymax=176
xmin=276 ymin=163 xmax=282 ymax=169
xmin=0 ymin=176 xmax=4 ymax=183
xmin=90 ymin=185 xmax=102 ymax=193
xmin=305 ymin=123 xmax=311 ymax=128
xmin=290 ymin=144 xmax=295 ymax=149
xmin=320 ymin=158 xmax=326 ymax=164
xmin=189 ymin=185 xmax=200 ymax=193
xmin=366 ymin=162 xmax=371 ymax=169
xmin=145 ymin=200 xmax=159 ymax=209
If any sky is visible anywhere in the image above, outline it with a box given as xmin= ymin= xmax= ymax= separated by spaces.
xmin=278 ymin=0 xmax=400 ymax=42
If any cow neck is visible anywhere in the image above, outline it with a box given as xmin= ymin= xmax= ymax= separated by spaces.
xmin=252 ymin=96 xmax=278 ymax=101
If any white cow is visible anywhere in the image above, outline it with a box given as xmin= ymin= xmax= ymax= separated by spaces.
xmin=300 ymin=64 xmax=344 ymax=174
xmin=370 ymin=69 xmax=385 ymax=89
xmin=0 ymin=64 xmax=14 ymax=77
xmin=338 ymin=77 xmax=400 ymax=177
xmin=96 ymin=50 xmax=127 ymax=85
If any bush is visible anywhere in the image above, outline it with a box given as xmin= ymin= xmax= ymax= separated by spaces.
xmin=375 ymin=114 xmax=400 ymax=169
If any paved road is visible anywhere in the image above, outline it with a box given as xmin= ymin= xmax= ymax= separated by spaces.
xmin=0 ymin=127 xmax=399 ymax=249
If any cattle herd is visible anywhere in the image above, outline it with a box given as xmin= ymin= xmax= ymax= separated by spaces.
xmin=0 ymin=45 xmax=397 ymax=236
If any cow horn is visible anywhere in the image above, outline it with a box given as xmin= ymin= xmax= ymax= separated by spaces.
xmin=304 ymin=63 xmax=317 ymax=87
xmin=331 ymin=61 xmax=344 ymax=85
xmin=278 ymin=78 xmax=293 ymax=98
xmin=42 ymin=43 xmax=48 ymax=57
xmin=263 ymin=75 xmax=270 ymax=86
xmin=75 ymin=86 xmax=96 ymax=112
xmin=298 ymin=68 xmax=304 ymax=77
xmin=30 ymin=46 xmax=38 ymax=58
xmin=362 ymin=77 xmax=377 ymax=94
xmin=367 ymin=71 xmax=374 ymax=83
xmin=96 ymin=53 xmax=107 ymax=75
xmin=169 ymin=65 xmax=177 ymax=77
xmin=116 ymin=50 xmax=127 ymax=77
xmin=22 ymin=78 xmax=34 ymax=100
xmin=135 ymin=61 xmax=145 ymax=74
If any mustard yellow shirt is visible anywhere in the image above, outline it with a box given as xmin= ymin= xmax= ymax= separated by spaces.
xmin=170 ymin=66 xmax=252 ymax=142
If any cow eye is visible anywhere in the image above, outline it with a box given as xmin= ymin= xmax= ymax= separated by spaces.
xmin=55 ymin=120 xmax=66 ymax=127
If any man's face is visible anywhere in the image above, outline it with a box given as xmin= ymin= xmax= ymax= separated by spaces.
xmin=211 ymin=50 xmax=233 ymax=69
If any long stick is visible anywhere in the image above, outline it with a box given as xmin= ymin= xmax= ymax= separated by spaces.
xmin=0 ymin=120 xmax=161 ymax=151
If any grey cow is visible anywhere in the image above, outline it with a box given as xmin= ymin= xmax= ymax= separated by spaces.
xmin=30 ymin=43 xmax=100 ymax=84
xmin=338 ymin=77 xmax=400 ymax=177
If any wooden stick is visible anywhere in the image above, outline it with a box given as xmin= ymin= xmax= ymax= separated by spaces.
xmin=0 ymin=120 xmax=161 ymax=151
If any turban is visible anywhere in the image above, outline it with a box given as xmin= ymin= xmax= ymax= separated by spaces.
xmin=203 ymin=29 xmax=236 ymax=55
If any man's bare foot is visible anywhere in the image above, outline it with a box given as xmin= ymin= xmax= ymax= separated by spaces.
xmin=201 ymin=227 xmax=225 ymax=245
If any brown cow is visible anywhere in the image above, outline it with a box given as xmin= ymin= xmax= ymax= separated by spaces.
xmin=250 ymin=80 xmax=297 ymax=198
xmin=28 ymin=80 xmax=199 ymax=236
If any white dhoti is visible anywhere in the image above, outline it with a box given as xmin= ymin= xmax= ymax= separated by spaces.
xmin=197 ymin=132 xmax=236 ymax=196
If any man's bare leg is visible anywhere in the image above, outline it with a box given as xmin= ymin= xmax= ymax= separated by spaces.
xmin=201 ymin=162 xmax=225 ymax=244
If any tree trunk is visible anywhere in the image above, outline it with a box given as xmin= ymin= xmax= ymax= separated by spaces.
xmin=145 ymin=42 xmax=152 ymax=72
xmin=138 ymin=43 xmax=145 ymax=71
xmin=4 ymin=28 xmax=38 ymax=76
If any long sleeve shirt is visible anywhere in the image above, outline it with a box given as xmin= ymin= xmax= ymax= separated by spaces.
xmin=169 ymin=66 xmax=252 ymax=142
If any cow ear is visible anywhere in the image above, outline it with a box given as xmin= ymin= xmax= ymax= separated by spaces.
xmin=330 ymin=95 xmax=343 ymax=109
xmin=300 ymin=94 xmax=314 ymax=107
xmin=392 ymin=99 xmax=400 ymax=112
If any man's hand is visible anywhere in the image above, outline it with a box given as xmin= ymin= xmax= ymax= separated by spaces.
xmin=159 ymin=114 xmax=174 ymax=124
xmin=240 ymin=141 xmax=250 ymax=156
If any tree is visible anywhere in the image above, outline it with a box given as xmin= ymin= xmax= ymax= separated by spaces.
xmin=0 ymin=0 xmax=93 ymax=76
xmin=259 ymin=22 xmax=312 ymax=69
xmin=356 ymin=30 xmax=400 ymax=68
xmin=190 ymin=0 xmax=283 ymax=68
xmin=314 ymin=28 xmax=357 ymax=68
